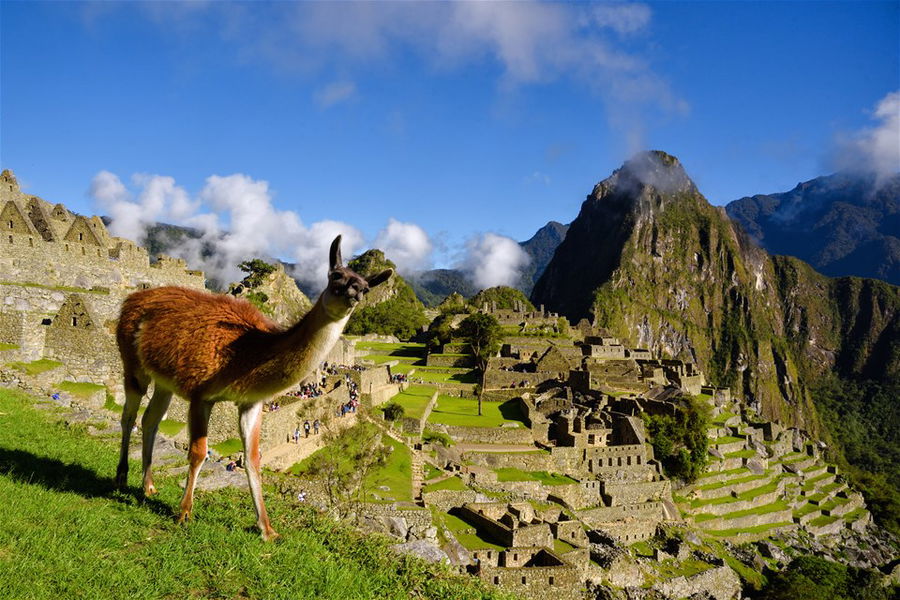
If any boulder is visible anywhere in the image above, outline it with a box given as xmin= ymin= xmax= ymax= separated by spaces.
xmin=392 ymin=539 xmax=450 ymax=564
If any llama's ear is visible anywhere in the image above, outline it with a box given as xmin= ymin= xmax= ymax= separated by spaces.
xmin=367 ymin=269 xmax=393 ymax=289
xmin=329 ymin=235 xmax=343 ymax=270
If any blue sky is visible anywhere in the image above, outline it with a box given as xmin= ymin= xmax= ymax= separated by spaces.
xmin=1 ymin=1 xmax=898 ymax=285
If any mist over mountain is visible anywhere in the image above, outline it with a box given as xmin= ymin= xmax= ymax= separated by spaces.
xmin=726 ymin=172 xmax=900 ymax=286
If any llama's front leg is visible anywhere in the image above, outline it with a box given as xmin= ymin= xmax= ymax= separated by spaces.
xmin=239 ymin=402 xmax=279 ymax=541
xmin=115 ymin=374 xmax=148 ymax=489
xmin=140 ymin=385 xmax=173 ymax=496
xmin=177 ymin=400 xmax=213 ymax=524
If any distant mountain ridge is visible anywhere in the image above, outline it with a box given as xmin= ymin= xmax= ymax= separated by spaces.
xmin=726 ymin=172 xmax=900 ymax=286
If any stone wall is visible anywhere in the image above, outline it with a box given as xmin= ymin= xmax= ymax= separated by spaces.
xmin=421 ymin=489 xmax=480 ymax=511
xmin=431 ymin=423 xmax=533 ymax=445
xmin=484 ymin=369 xmax=560 ymax=390
xmin=577 ymin=502 xmax=665 ymax=525
xmin=601 ymin=479 xmax=670 ymax=505
xmin=477 ymin=556 xmax=581 ymax=600
xmin=546 ymin=483 xmax=602 ymax=510
xmin=426 ymin=354 xmax=475 ymax=368
xmin=592 ymin=519 xmax=658 ymax=543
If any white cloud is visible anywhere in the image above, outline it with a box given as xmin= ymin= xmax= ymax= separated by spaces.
xmin=104 ymin=1 xmax=678 ymax=144
xmin=314 ymin=80 xmax=358 ymax=108
xmin=831 ymin=90 xmax=900 ymax=182
xmin=525 ymin=171 xmax=551 ymax=185
xmin=460 ymin=232 xmax=531 ymax=290
xmin=374 ymin=218 xmax=433 ymax=274
xmin=590 ymin=3 xmax=652 ymax=35
xmin=89 ymin=170 xmax=363 ymax=290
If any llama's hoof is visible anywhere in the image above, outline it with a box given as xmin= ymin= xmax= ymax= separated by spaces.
xmin=261 ymin=528 xmax=281 ymax=542
xmin=176 ymin=511 xmax=191 ymax=525
xmin=143 ymin=483 xmax=158 ymax=496
xmin=114 ymin=472 xmax=128 ymax=489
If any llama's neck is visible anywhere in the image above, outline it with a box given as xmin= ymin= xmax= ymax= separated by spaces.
xmin=216 ymin=296 xmax=350 ymax=403
xmin=274 ymin=298 xmax=349 ymax=381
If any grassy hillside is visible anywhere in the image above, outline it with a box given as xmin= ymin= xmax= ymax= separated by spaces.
xmin=0 ymin=388 xmax=511 ymax=600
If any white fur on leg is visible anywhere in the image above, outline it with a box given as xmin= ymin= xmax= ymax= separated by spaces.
xmin=141 ymin=386 xmax=173 ymax=494
xmin=116 ymin=385 xmax=145 ymax=487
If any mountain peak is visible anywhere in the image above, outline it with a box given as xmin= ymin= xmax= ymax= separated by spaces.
xmin=598 ymin=150 xmax=697 ymax=198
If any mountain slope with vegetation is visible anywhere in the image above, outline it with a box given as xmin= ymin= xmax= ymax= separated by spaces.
xmin=531 ymin=151 xmax=900 ymax=533
xmin=345 ymin=249 xmax=429 ymax=339
xmin=726 ymin=172 xmax=900 ymax=286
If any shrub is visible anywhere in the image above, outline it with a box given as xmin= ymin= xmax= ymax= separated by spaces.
xmin=380 ymin=402 xmax=404 ymax=421
xmin=644 ymin=396 xmax=711 ymax=482
xmin=422 ymin=429 xmax=453 ymax=447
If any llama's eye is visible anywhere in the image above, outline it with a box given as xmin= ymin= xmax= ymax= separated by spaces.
xmin=330 ymin=272 xmax=342 ymax=281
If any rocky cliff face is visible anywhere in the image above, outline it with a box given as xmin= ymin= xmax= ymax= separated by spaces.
xmin=532 ymin=151 xmax=900 ymax=429
xmin=229 ymin=262 xmax=313 ymax=324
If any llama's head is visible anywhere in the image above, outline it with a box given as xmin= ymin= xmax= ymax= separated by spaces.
xmin=322 ymin=235 xmax=393 ymax=319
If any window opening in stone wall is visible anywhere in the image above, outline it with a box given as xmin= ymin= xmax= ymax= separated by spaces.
xmin=78 ymin=232 xmax=83 ymax=240
xmin=72 ymin=317 xmax=77 ymax=327
xmin=513 ymin=553 xmax=517 ymax=561
xmin=41 ymin=318 xmax=51 ymax=325
xmin=8 ymin=220 xmax=12 ymax=228
xmin=493 ymin=577 xmax=499 ymax=585
xmin=521 ymin=576 xmax=526 ymax=584
xmin=7 ymin=235 xmax=12 ymax=244
xmin=28 ymin=237 xmax=33 ymax=247
xmin=549 ymin=576 xmax=554 ymax=585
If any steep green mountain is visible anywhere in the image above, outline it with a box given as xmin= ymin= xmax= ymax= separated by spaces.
xmin=532 ymin=150 xmax=900 ymax=532
xmin=726 ymin=172 xmax=900 ymax=286
xmin=228 ymin=260 xmax=313 ymax=324
xmin=532 ymin=151 xmax=899 ymax=425
xmin=345 ymin=249 xmax=429 ymax=339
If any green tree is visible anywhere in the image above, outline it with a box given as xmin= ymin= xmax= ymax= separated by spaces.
xmin=238 ymin=258 xmax=276 ymax=288
xmin=643 ymin=396 xmax=711 ymax=482
xmin=298 ymin=424 xmax=390 ymax=521
xmin=458 ymin=313 xmax=501 ymax=416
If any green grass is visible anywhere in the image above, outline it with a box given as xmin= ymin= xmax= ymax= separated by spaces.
xmin=553 ymin=539 xmax=576 ymax=554
xmin=843 ymin=507 xmax=867 ymax=522
xmin=211 ymin=438 xmax=243 ymax=456
xmin=695 ymin=472 xmax=767 ymax=492
xmin=454 ymin=532 xmax=505 ymax=551
xmin=794 ymin=502 xmax=820 ymax=519
xmin=656 ymin=557 xmax=714 ymax=579
xmin=363 ymin=354 xmax=422 ymax=365
xmin=57 ymin=380 xmax=106 ymax=399
xmin=493 ymin=468 xmax=577 ymax=486
xmin=630 ymin=540 xmax=654 ymax=557
xmin=808 ymin=514 xmax=839 ymax=528
xmin=424 ymin=464 xmax=443 ymax=480
xmin=355 ymin=341 xmax=426 ymax=355
xmin=0 ymin=342 xmax=19 ymax=351
xmin=0 ymin=280 xmax=110 ymax=294
xmin=705 ymin=521 xmax=795 ymax=538
xmin=6 ymin=358 xmax=64 ymax=376
xmin=158 ymin=419 xmax=185 ymax=437
xmin=423 ymin=476 xmax=467 ymax=493
xmin=0 ymin=388 xmax=509 ymax=600
xmin=365 ymin=433 xmax=412 ymax=502
xmin=391 ymin=385 xmax=436 ymax=420
xmin=687 ymin=478 xmax=784 ymax=509
xmin=426 ymin=396 xmax=527 ymax=428
xmin=410 ymin=367 xmax=478 ymax=385
xmin=711 ymin=412 xmax=736 ymax=425
xmin=711 ymin=435 xmax=744 ymax=445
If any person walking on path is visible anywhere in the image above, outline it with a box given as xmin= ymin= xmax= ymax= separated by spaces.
xmin=303 ymin=420 xmax=311 ymax=438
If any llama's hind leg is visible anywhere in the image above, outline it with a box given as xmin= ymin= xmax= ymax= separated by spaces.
xmin=115 ymin=372 xmax=149 ymax=489
xmin=239 ymin=402 xmax=279 ymax=541
xmin=140 ymin=384 xmax=173 ymax=496
xmin=177 ymin=400 xmax=213 ymax=524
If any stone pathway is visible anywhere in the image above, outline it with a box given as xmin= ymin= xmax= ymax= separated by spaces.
xmin=410 ymin=448 xmax=424 ymax=503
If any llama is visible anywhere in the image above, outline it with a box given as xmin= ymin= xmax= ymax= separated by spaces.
xmin=114 ymin=235 xmax=391 ymax=540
